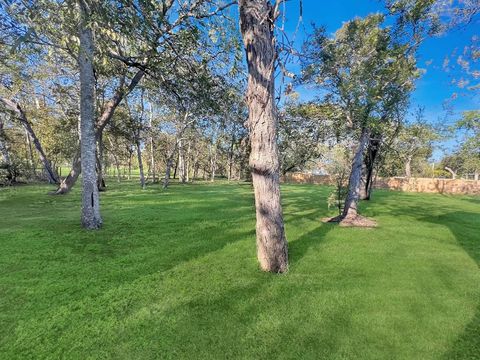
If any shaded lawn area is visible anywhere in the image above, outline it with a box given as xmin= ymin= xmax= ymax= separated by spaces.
xmin=0 ymin=181 xmax=479 ymax=359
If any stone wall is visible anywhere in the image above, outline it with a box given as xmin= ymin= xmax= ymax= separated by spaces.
xmin=373 ymin=177 xmax=480 ymax=195
xmin=281 ymin=173 xmax=333 ymax=185
xmin=281 ymin=173 xmax=480 ymax=195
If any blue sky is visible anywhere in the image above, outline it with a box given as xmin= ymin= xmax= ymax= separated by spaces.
xmin=279 ymin=0 xmax=479 ymax=160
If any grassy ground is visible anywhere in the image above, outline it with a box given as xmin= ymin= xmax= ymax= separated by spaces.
xmin=0 ymin=181 xmax=479 ymax=359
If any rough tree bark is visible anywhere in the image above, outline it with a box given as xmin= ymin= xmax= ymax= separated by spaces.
xmin=342 ymin=128 xmax=370 ymax=220
xmin=361 ymin=135 xmax=381 ymax=200
xmin=96 ymin=130 xmax=106 ymax=191
xmin=239 ymin=0 xmax=288 ymax=273
xmin=78 ymin=0 xmax=102 ymax=229
xmin=0 ymin=98 xmax=59 ymax=184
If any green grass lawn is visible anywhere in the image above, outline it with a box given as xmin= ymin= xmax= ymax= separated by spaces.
xmin=0 ymin=181 xmax=479 ymax=359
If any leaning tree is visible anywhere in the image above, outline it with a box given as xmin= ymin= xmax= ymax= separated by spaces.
xmin=302 ymin=14 xmax=419 ymax=225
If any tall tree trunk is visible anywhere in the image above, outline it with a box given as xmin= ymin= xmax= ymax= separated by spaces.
xmin=239 ymin=0 xmax=288 ymax=273
xmin=405 ymin=156 xmax=412 ymax=178
xmin=475 ymin=170 xmax=479 ymax=181
xmin=361 ymin=135 xmax=381 ymax=200
xmin=128 ymin=150 xmax=133 ymax=180
xmin=178 ymin=138 xmax=186 ymax=183
xmin=0 ymin=119 xmax=14 ymax=183
xmin=136 ymin=137 xmax=146 ymax=189
xmin=108 ymin=137 xmax=121 ymax=183
xmin=228 ymin=137 xmax=235 ymax=181
xmin=148 ymin=103 xmax=156 ymax=183
xmin=210 ymin=141 xmax=217 ymax=182
xmin=185 ymin=140 xmax=191 ymax=182
xmin=78 ymin=0 xmax=102 ymax=229
xmin=342 ymin=128 xmax=370 ymax=220
xmin=51 ymin=69 xmax=145 ymax=194
xmin=192 ymin=146 xmax=200 ymax=181
xmin=0 ymin=98 xmax=59 ymax=184
xmin=163 ymin=156 xmax=174 ymax=189
xmin=0 ymin=120 xmax=10 ymax=164
xmin=173 ymin=156 xmax=178 ymax=179
xmin=25 ymin=129 xmax=36 ymax=175
xmin=114 ymin=158 xmax=121 ymax=182
xmin=97 ymin=129 xmax=106 ymax=190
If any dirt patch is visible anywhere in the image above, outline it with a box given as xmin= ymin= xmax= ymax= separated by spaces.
xmin=322 ymin=215 xmax=377 ymax=228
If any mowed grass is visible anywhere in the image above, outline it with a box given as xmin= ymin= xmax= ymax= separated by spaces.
xmin=0 ymin=181 xmax=479 ymax=360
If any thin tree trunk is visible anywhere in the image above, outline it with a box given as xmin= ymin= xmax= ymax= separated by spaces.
xmin=186 ymin=140 xmax=191 ymax=182
xmin=97 ymin=129 xmax=106 ymax=191
xmin=405 ymin=156 xmax=412 ymax=178
xmin=228 ymin=137 xmax=235 ymax=181
xmin=173 ymin=156 xmax=178 ymax=179
xmin=136 ymin=137 xmax=146 ymax=189
xmin=178 ymin=138 xmax=186 ymax=183
xmin=148 ymin=103 xmax=156 ymax=183
xmin=361 ymin=135 xmax=381 ymax=200
xmin=0 ymin=119 xmax=11 ymax=164
xmin=163 ymin=156 xmax=174 ymax=189
xmin=78 ymin=0 xmax=102 ymax=229
xmin=192 ymin=146 xmax=200 ymax=181
xmin=108 ymin=137 xmax=121 ymax=183
xmin=128 ymin=150 xmax=132 ymax=180
xmin=342 ymin=128 xmax=370 ymax=219
xmin=115 ymin=161 xmax=121 ymax=182
xmin=475 ymin=171 xmax=479 ymax=181
xmin=54 ymin=153 xmax=81 ymax=194
xmin=0 ymin=121 xmax=13 ymax=183
xmin=0 ymin=98 xmax=59 ymax=184
xmin=444 ymin=166 xmax=456 ymax=179
xmin=25 ymin=129 xmax=36 ymax=175
xmin=51 ymin=68 xmax=145 ymax=194
xmin=239 ymin=0 xmax=288 ymax=273
xmin=210 ymin=141 xmax=217 ymax=182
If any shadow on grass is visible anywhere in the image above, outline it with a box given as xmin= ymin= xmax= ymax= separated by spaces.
xmin=373 ymin=192 xmax=480 ymax=359
xmin=288 ymin=223 xmax=334 ymax=267
xmin=435 ymin=211 xmax=480 ymax=360
xmin=361 ymin=191 xmax=480 ymax=359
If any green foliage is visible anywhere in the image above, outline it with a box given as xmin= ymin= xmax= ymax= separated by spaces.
xmin=279 ymin=101 xmax=334 ymax=174
xmin=302 ymin=14 xmax=419 ymax=137
xmin=449 ymin=110 xmax=480 ymax=176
